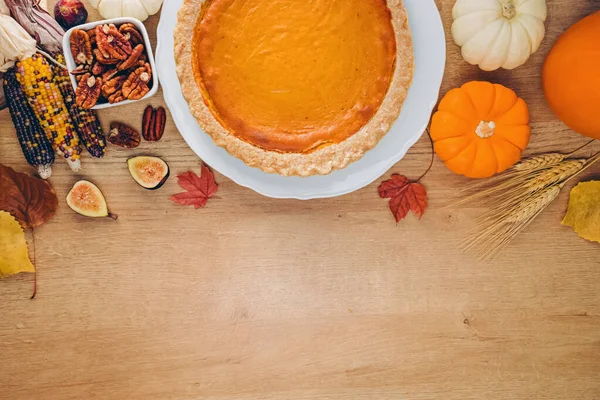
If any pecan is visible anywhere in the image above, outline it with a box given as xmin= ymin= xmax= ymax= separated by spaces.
xmin=70 ymin=64 xmax=89 ymax=76
xmin=152 ymin=107 xmax=167 ymax=141
xmin=96 ymin=24 xmax=132 ymax=61
xmin=70 ymin=29 xmax=93 ymax=65
xmin=125 ymin=60 xmax=147 ymax=74
xmin=75 ymin=73 xmax=102 ymax=109
xmin=102 ymin=75 xmax=127 ymax=97
xmin=87 ymin=29 xmax=96 ymax=46
xmin=119 ymin=23 xmax=144 ymax=46
xmin=91 ymin=61 xmax=106 ymax=76
xmin=122 ymin=62 xmax=152 ymax=100
xmin=108 ymin=122 xmax=141 ymax=148
xmin=118 ymin=44 xmax=144 ymax=71
xmin=108 ymin=91 xmax=126 ymax=104
xmin=142 ymin=105 xmax=155 ymax=141
xmin=142 ymin=106 xmax=167 ymax=141
xmin=93 ymin=48 xmax=120 ymax=65
xmin=101 ymin=67 xmax=120 ymax=82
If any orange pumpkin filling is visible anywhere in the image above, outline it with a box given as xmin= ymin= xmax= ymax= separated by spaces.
xmin=192 ymin=0 xmax=397 ymax=153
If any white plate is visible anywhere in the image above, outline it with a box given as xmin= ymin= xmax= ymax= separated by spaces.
xmin=156 ymin=0 xmax=446 ymax=200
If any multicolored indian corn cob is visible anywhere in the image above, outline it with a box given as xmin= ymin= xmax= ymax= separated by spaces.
xmin=53 ymin=54 xmax=106 ymax=158
xmin=15 ymin=54 xmax=82 ymax=171
xmin=3 ymin=67 xmax=55 ymax=179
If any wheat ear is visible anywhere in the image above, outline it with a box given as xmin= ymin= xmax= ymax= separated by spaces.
xmin=512 ymin=153 xmax=566 ymax=171
xmin=513 ymin=140 xmax=595 ymax=172
xmin=524 ymin=159 xmax=586 ymax=192
xmin=476 ymin=161 xmax=581 ymax=213
xmin=505 ymin=185 xmax=562 ymax=223
xmin=463 ymin=185 xmax=562 ymax=259
xmin=451 ymin=151 xmax=598 ymax=208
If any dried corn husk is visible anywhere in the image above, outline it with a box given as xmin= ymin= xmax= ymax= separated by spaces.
xmin=0 ymin=14 xmax=37 ymax=72
xmin=0 ymin=0 xmax=9 ymax=15
xmin=4 ymin=0 xmax=65 ymax=54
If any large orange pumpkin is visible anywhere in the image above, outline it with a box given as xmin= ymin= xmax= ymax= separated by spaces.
xmin=431 ymin=81 xmax=530 ymax=179
xmin=543 ymin=11 xmax=600 ymax=140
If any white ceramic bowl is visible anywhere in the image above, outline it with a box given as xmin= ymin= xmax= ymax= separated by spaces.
xmin=62 ymin=17 xmax=159 ymax=110
xmin=156 ymin=0 xmax=446 ymax=199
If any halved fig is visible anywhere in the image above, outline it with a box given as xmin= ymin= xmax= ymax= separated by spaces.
xmin=66 ymin=180 xmax=117 ymax=219
xmin=127 ymin=156 xmax=169 ymax=190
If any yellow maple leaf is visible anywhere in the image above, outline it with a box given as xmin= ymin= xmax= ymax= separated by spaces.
xmin=0 ymin=210 xmax=35 ymax=278
xmin=562 ymin=181 xmax=600 ymax=244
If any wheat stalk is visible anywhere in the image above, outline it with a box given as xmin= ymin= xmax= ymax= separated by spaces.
xmin=457 ymin=141 xmax=596 ymax=201
xmin=505 ymin=185 xmax=562 ymax=223
xmin=512 ymin=153 xmax=566 ymax=171
xmin=462 ymin=185 xmax=562 ymax=258
xmin=460 ymin=150 xmax=600 ymax=260
xmin=512 ymin=140 xmax=595 ymax=172
xmin=524 ymin=159 xmax=586 ymax=192
xmin=480 ymin=158 xmax=590 ymax=213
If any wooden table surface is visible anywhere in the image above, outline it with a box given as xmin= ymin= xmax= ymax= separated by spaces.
xmin=1 ymin=1 xmax=599 ymax=399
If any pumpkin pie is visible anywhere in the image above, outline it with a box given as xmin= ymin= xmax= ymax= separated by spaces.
xmin=175 ymin=0 xmax=413 ymax=176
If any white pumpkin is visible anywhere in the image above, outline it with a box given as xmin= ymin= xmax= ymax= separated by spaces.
xmin=451 ymin=0 xmax=547 ymax=71
xmin=89 ymin=0 xmax=163 ymax=22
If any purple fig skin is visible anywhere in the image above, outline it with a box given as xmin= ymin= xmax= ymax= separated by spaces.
xmin=54 ymin=0 xmax=88 ymax=30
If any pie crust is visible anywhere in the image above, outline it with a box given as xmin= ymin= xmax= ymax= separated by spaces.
xmin=175 ymin=0 xmax=413 ymax=177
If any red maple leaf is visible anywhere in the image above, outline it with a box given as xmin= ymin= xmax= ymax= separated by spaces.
xmin=170 ymin=164 xmax=218 ymax=208
xmin=378 ymin=174 xmax=428 ymax=222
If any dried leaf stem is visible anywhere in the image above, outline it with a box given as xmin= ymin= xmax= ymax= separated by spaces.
xmin=415 ymin=129 xmax=435 ymax=183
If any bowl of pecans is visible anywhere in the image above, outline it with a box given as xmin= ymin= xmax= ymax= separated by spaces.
xmin=62 ymin=18 xmax=159 ymax=110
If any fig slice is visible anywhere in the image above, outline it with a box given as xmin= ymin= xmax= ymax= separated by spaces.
xmin=127 ymin=156 xmax=170 ymax=190
xmin=66 ymin=180 xmax=117 ymax=219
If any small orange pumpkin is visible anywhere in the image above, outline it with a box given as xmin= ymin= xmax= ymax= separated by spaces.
xmin=543 ymin=11 xmax=600 ymax=140
xmin=430 ymin=81 xmax=530 ymax=179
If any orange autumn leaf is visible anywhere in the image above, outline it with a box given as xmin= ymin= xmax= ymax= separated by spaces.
xmin=378 ymin=174 xmax=428 ymax=222
xmin=0 ymin=163 xmax=58 ymax=228
xmin=170 ymin=164 xmax=219 ymax=209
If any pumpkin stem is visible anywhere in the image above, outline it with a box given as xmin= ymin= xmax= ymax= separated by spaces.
xmin=502 ymin=1 xmax=517 ymax=19
xmin=476 ymin=121 xmax=496 ymax=139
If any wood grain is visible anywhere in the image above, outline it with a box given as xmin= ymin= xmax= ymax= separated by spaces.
xmin=1 ymin=1 xmax=599 ymax=399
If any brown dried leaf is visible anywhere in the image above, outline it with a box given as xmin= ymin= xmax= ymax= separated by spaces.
xmin=0 ymin=163 xmax=58 ymax=228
